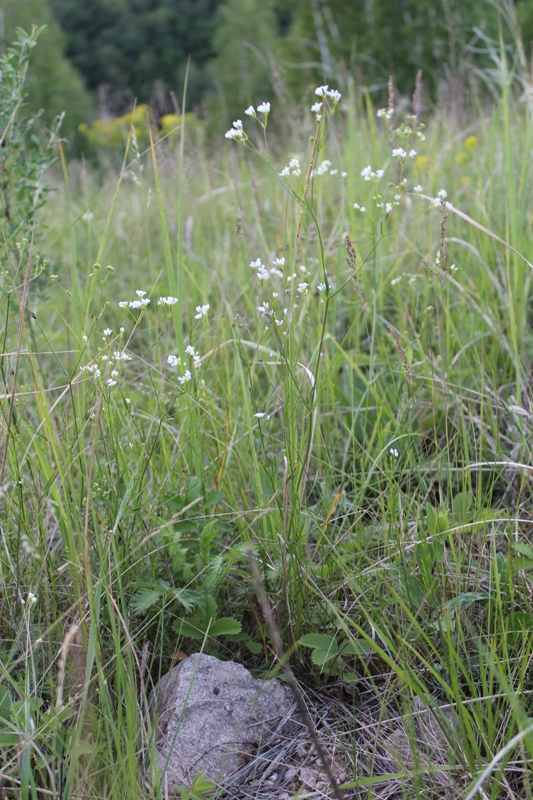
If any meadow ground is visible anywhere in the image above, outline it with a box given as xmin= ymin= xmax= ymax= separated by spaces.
xmin=2 ymin=74 xmax=533 ymax=799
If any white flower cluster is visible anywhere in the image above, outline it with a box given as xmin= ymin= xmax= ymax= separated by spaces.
xmin=279 ymin=158 xmax=301 ymax=178
xmin=377 ymin=108 xmax=394 ymax=120
xmin=158 ymin=296 xmax=179 ymax=306
xmin=82 ymin=348 xmax=132 ymax=389
xmin=315 ymin=85 xmax=341 ymax=102
xmin=392 ymin=148 xmax=417 ymax=159
xmin=225 ymin=119 xmax=245 ymax=141
xmin=361 ymin=165 xmax=384 ymax=182
xmin=245 ymin=102 xmax=271 ymax=116
xmin=353 ymin=203 xmax=367 ymax=212
xmin=431 ymin=188 xmax=450 ymax=208
xmin=310 ymin=159 xmax=332 ymax=178
xmin=311 ymin=85 xmax=341 ymax=121
xmin=194 ymin=304 xmax=210 ymax=319
xmin=167 ymin=344 xmax=202 ymax=385
xmin=119 ymin=289 xmax=151 ymax=310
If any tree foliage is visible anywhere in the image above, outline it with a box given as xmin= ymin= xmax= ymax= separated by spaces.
xmin=49 ymin=0 xmax=224 ymax=112
xmin=0 ymin=0 xmax=91 ymax=131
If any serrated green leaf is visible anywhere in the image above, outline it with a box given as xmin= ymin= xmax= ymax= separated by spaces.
xmin=173 ymin=617 xmax=206 ymax=639
xmin=204 ymin=491 xmax=224 ymax=509
xmin=341 ymin=638 xmax=372 ymax=657
xmin=132 ymin=589 xmax=162 ymax=613
xmin=209 ymin=618 xmax=241 ymax=637
xmin=515 ymin=542 xmax=533 ymax=558
xmin=300 ymin=633 xmax=336 ymax=650
xmin=171 ymin=588 xmax=198 ymax=612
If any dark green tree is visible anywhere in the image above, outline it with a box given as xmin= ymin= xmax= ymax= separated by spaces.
xmin=285 ymin=0 xmax=498 ymax=100
xmin=49 ymin=0 xmax=224 ymax=112
xmin=209 ymin=0 xmax=280 ymax=121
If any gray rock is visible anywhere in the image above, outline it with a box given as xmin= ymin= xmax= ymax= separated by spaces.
xmin=149 ymin=653 xmax=296 ymax=789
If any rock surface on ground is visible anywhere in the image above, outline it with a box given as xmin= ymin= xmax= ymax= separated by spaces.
xmin=149 ymin=653 xmax=296 ymax=789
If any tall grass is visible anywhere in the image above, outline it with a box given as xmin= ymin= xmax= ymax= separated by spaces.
xmin=2 ymin=49 xmax=533 ymax=799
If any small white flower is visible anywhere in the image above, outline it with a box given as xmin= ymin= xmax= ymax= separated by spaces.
xmin=186 ymin=345 xmax=196 ymax=357
xmin=385 ymin=203 xmax=393 ymax=213
xmin=376 ymin=169 xmax=384 ymax=178
xmin=327 ymin=88 xmax=341 ymax=102
xmin=101 ymin=355 xmax=109 ymax=361
xmin=167 ymin=355 xmax=180 ymax=367
xmin=82 ymin=211 xmax=94 ymax=223
xmin=270 ymin=267 xmax=283 ymax=277
xmin=114 ymin=351 xmax=132 ymax=361
xmin=257 ymin=102 xmax=271 ymax=114
xmin=279 ymin=166 xmax=290 ymax=177
xmin=414 ymin=184 xmax=423 ymax=193
xmin=107 ymin=379 xmax=117 ymax=387
xmin=257 ymin=265 xmax=270 ymax=281
xmin=289 ymin=158 xmax=301 ymax=176
xmin=315 ymin=113 xmax=322 ymax=122
xmin=103 ymin=328 xmax=112 ymax=336
xmin=178 ymin=369 xmax=192 ymax=384
xmin=118 ymin=301 xmax=128 ymax=308
xmin=437 ymin=189 xmax=448 ymax=199
xmin=389 ymin=448 xmax=399 ymax=458
xmin=250 ymin=258 xmax=262 ymax=269
xmin=225 ymin=127 xmax=244 ymax=140
xmin=254 ymin=412 xmax=266 ymax=418
xmin=272 ymin=291 xmax=278 ymax=298
xmin=417 ymin=131 xmax=426 ymax=141
xmin=233 ymin=119 xmax=243 ymax=129
xmin=297 ymin=282 xmax=309 ymax=294
xmin=311 ymin=102 xmax=322 ymax=113
xmin=317 ymin=282 xmax=326 ymax=292
xmin=377 ymin=107 xmax=394 ymax=120
xmin=194 ymin=304 xmax=210 ymax=319
xmin=111 ymin=370 xmax=119 ymax=378
xmin=450 ymin=264 xmax=458 ymax=272
xmin=244 ymin=106 xmax=255 ymax=116
xmin=136 ymin=290 xmax=147 ymax=298
xmin=27 ymin=592 xmax=37 ymax=605
xmin=129 ymin=299 xmax=150 ymax=309
xmin=158 ymin=296 xmax=179 ymax=306
xmin=125 ymin=398 xmax=131 ymax=404
xmin=82 ymin=335 xmax=88 ymax=343
xmin=330 ymin=168 xmax=338 ymax=175
xmin=193 ymin=355 xmax=201 ymax=368
xmin=315 ymin=85 xmax=329 ymax=96
xmin=409 ymin=149 xmax=417 ymax=158
xmin=392 ymin=148 xmax=407 ymax=158
xmin=273 ymin=257 xmax=285 ymax=267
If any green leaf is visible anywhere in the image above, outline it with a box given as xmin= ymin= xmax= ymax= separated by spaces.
xmin=173 ymin=617 xmax=206 ymax=639
xmin=300 ymin=633 xmax=339 ymax=665
xmin=427 ymin=504 xmax=438 ymax=537
xmin=0 ymin=685 xmax=12 ymax=721
xmin=208 ymin=618 xmax=241 ymax=637
xmin=132 ymin=588 xmax=163 ymax=613
xmin=171 ymin=588 xmax=198 ymax=613
xmin=300 ymin=633 xmax=336 ymax=650
xmin=515 ymin=542 xmax=533 ymax=559
xmin=341 ymin=638 xmax=372 ymax=657
xmin=204 ymin=491 xmax=224 ymax=509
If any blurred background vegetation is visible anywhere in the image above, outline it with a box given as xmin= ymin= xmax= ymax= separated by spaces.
xmin=2 ymin=0 xmax=533 ymax=145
